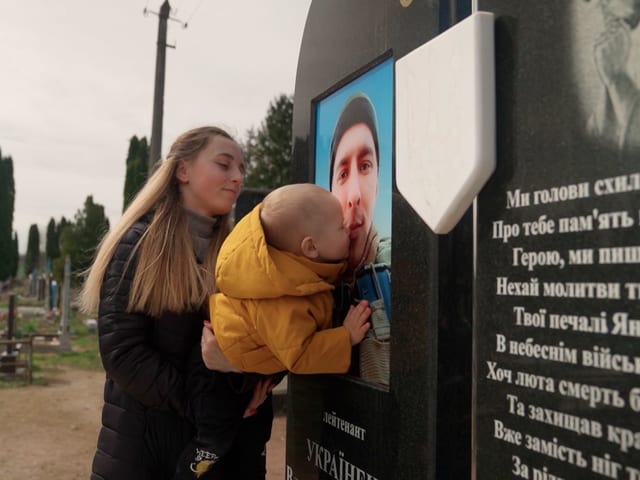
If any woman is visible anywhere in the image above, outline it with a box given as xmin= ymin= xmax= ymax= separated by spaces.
xmin=81 ymin=126 xmax=272 ymax=480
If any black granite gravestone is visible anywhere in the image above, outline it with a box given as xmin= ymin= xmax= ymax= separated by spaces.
xmin=474 ymin=1 xmax=640 ymax=479
xmin=234 ymin=187 xmax=270 ymax=222
xmin=286 ymin=1 xmax=474 ymax=479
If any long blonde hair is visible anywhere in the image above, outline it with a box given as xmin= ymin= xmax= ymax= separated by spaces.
xmin=81 ymin=126 xmax=235 ymax=317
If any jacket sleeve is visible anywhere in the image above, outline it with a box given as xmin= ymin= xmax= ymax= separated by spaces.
xmin=97 ymin=222 xmax=185 ymax=414
xmin=254 ymin=299 xmax=352 ymax=374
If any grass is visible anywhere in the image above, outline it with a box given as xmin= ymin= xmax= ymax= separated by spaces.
xmin=0 ymin=295 xmax=43 ymax=309
xmin=0 ymin=294 xmax=103 ymax=387
xmin=33 ymin=346 xmax=102 ymax=372
xmin=34 ymin=311 xmax=102 ymax=373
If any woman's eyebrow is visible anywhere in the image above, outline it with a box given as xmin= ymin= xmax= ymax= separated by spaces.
xmin=217 ymin=152 xmax=245 ymax=172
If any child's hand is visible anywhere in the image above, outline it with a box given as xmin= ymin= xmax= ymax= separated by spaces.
xmin=342 ymin=300 xmax=371 ymax=345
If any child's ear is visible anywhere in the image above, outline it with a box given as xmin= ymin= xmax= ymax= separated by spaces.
xmin=300 ymin=236 xmax=319 ymax=259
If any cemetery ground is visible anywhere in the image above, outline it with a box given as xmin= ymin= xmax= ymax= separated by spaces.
xmin=0 ymin=290 xmax=286 ymax=480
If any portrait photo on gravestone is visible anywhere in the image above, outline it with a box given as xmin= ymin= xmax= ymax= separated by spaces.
xmin=314 ymin=57 xmax=393 ymax=387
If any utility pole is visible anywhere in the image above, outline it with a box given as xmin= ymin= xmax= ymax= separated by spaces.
xmin=144 ymin=1 xmax=188 ymax=174
xmin=148 ymin=0 xmax=171 ymax=174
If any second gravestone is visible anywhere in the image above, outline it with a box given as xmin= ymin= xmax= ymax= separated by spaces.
xmin=474 ymin=1 xmax=640 ymax=479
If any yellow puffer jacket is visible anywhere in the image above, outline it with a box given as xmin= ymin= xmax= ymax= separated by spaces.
xmin=210 ymin=204 xmax=352 ymax=375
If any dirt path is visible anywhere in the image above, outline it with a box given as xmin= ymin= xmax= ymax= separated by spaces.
xmin=0 ymin=367 xmax=285 ymax=480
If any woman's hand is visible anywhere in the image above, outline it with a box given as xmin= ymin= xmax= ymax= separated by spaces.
xmin=201 ymin=321 xmax=240 ymax=372
xmin=243 ymin=378 xmax=275 ymax=418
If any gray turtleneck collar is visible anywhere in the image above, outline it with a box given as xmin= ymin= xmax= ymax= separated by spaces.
xmin=183 ymin=207 xmax=219 ymax=263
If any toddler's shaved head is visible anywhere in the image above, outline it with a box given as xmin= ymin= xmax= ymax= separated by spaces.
xmin=260 ymin=183 xmax=340 ymax=254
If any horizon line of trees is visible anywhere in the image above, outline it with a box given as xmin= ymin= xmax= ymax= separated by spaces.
xmin=2 ymin=93 xmax=292 ymax=286
xmin=22 ymin=195 xmax=109 ymax=285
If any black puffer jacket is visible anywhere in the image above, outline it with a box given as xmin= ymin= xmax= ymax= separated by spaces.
xmin=91 ymin=216 xmax=204 ymax=480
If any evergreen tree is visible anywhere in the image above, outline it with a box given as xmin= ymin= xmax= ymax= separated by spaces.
xmin=45 ymin=217 xmax=60 ymax=261
xmin=10 ymin=232 xmax=18 ymax=278
xmin=0 ymin=150 xmax=15 ymax=281
xmin=123 ymin=136 xmax=149 ymax=211
xmin=76 ymin=196 xmax=110 ymax=270
xmin=51 ymin=217 xmax=69 ymax=282
xmin=57 ymin=216 xmax=68 ymax=242
xmin=55 ymin=196 xmax=109 ymax=284
xmin=52 ymin=222 xmax=72 ymax=282
xmin=243 ymin=94 xmax=293 ymax=188
xmin=24 ymin=224 xmax=40 ymax=276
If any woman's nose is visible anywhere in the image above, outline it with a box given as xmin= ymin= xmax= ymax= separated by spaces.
xmin=230 ymin=166 xmax=243 ymax=184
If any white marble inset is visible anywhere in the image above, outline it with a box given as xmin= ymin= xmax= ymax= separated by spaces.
xmin=395 ymin=11 xmax=496 ymax=234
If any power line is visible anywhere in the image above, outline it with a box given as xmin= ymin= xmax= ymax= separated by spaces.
xmin=184 ymin=0 xmax=204 ymax=28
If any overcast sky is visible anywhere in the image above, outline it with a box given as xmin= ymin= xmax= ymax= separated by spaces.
xmin=0 ymin=0 xmax=311 ymax=253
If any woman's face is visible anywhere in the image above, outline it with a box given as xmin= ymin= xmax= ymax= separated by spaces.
xmin=176 ymin=135 xmax=244 ymax=216
xmin=331 ymin=123 xmax=378 ymax=268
